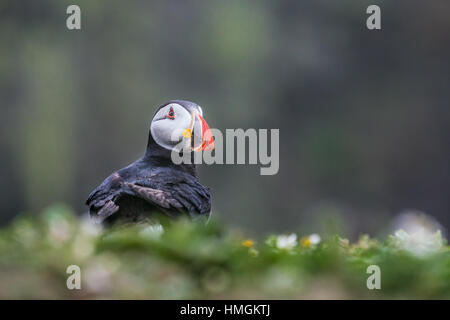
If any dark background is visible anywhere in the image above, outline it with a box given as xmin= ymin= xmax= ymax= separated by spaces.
xmin=0 ymin=0 xmax=449 ymax=236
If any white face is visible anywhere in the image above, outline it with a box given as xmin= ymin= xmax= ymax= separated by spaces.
xmin=150 ymin=103 xmax=200 ymax=151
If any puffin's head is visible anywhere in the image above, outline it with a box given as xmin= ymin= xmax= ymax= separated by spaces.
xmin=150 ymin=100 xmax=214 ymax=153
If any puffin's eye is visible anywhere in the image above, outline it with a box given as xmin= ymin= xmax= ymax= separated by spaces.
xmin=167 ymin=107 xmax=175 ymax=119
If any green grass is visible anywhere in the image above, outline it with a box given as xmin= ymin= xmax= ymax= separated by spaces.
xmin=0 ymin=204 xmax=449 ymax=299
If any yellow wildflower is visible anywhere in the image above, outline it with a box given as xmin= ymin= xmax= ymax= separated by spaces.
xmin=300 ymin=236 xmax=311 ymax=248
xmin=301 ymin=234 xmax=321 ymax=248
xmin=242 ymin=239 xmax=254 ymax=248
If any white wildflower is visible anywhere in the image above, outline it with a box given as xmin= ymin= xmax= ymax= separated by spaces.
xmin=393 ymin=229 xmax=443 ymax=257
xmin=310 ymin=234 xmax=321 ymax=245
xmin=301 ymin=233 xmax=321 ymax=248
xmin=391 ymin=210 xmax=446 ymax=256
xmin=276 ymin=233 xmax=298 ymax=250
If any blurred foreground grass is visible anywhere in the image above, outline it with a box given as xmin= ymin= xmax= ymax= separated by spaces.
xmin=0 ymin=204 xmax=449 ymax=299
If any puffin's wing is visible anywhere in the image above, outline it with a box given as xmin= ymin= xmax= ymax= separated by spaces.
xmin=123 ymin=182 xmax=183 ymax=210
xmin=85 ymin=172 xmax=127 ymax=223
xmin=92 ymin=200 xmax=119 ymax=223
xmin=167 ymin=180 xmax=211 ymax=214
xmin=125 ymin=174 xmax=211 ymax=217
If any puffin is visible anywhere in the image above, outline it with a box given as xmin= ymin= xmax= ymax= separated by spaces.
xmin=85 ymin=100 xmax=214 ymax=226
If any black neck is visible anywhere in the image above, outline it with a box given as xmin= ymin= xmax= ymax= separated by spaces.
xmin=143 ymin=130 xmax=198 ymax=177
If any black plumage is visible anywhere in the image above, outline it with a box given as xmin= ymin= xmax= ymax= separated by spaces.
xmin=86 ymin=101 xmax=211 ymax=225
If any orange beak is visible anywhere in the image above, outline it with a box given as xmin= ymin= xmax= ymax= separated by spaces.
xmin=197 ymin=114 xmax=214 ymax=151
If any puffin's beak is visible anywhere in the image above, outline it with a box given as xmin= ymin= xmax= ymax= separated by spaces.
xmin=197 ymin=113 xmax=214 ymax=151
xmin=188 ymin=112 xmax=214 ymax=152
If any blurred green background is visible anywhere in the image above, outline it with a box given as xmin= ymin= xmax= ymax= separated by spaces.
xmin=0 ymin=0 xmax=449 ymax=236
